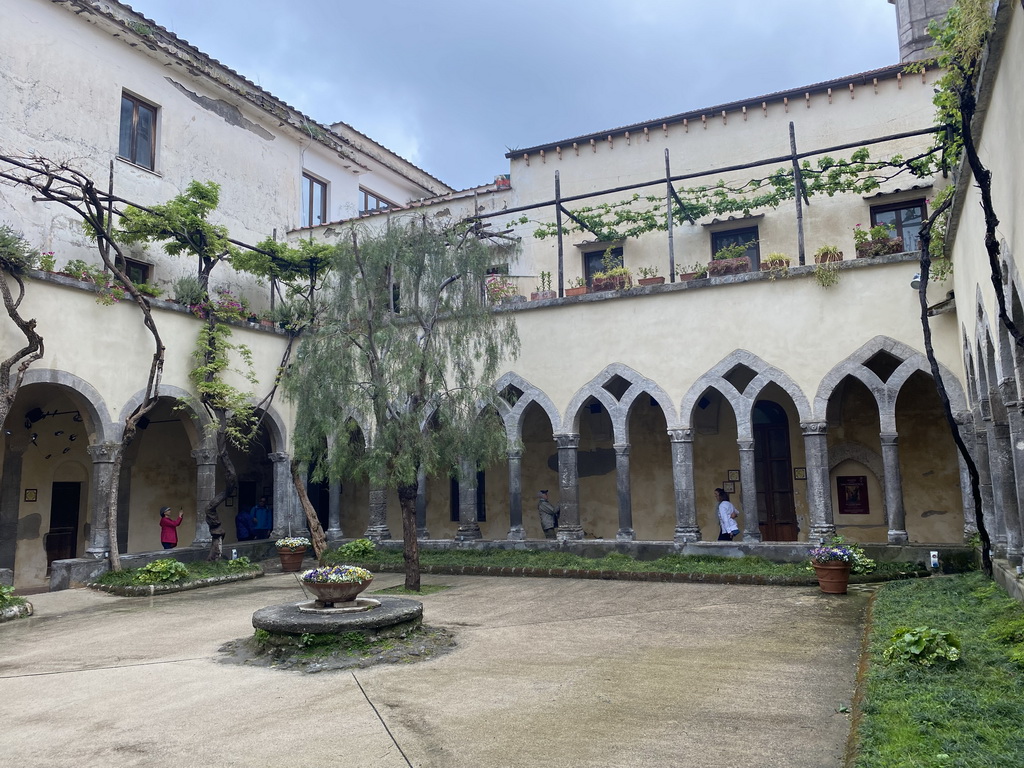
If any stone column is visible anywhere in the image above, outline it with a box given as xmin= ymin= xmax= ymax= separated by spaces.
xmin=879 ymin=433 xmax=908 ymax=544
xmin=506 ymin=449 xmax=526 ymax=540
xmin=0 ymin=435 xmax=29 ymax=569
xmin=614 ymin=443 xmax=635 ymax=540
xmin=1004 ymin=401 xmax=1024 ymax=563
xmin=670 ymin=429 xmax=700 ymax=542
xmin=992 ymin=408 xmax=1022 ymax=564
xmin=85 ymin=442 xmax=121 ymax=557
xmin=954 ymin=412 xmax=978 ymax=540
xmin=973 ymin=421 xmax=997 ymax=553
xmin=115 ymin=456 xmax=135 ymax=554
xmin=190 ymin=447 xmax=217 ymax=545
xmin=415 ymin=467 xmax=430 ymax=539
xmin=364 ymin=485 xmax=391 ymax=540
xmin=326 ymin=480 xmax=343 ymax=541
xmin=268 ymin=452 xmax=293 ymax=539
xmin=801 ymin=421 xmax=835 ymax=543
xmin=737 ymin=439 xmax=761 ymax=541
xmin=455 ymin=458 xmax=482 ymax=541
xmin=555 ymin=434 xmax=583 ymax=540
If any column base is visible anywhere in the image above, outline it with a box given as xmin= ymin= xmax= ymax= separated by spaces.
xmin=1006 ymin=547 xmax=1023 ymax=568
xmin=191 ymin=536 xmax=212 ymax=547
xmin=84 ymin=546 xmax=109 ymax=559
xmin=556 ymin=525 xmax=583 ymax=541
xmin=325 ymin=528 xmax=344 ymax=542
xmin=743 ymin=529 xmax=763 ymax=542
xmin=364 ymin=525 xmax=392 ymax=541
xmin=673 ymin=526 xmax=701 ymax=543
xmin=506 ymin=525 xmax=526 ymax=541
xmin=887 ymin=529 xmax=909 ymax=544
xmin=416 ymin=527 xmax=430 ymax=540
xmin=808 ymin=525 xmax=836 ymax=544
xmin=616 ymin=528 xmax=635 ymax=541
xmin=455 ymin=524 xmax=482 ymax=541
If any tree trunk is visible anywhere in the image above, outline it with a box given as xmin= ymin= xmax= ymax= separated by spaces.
xmin=292 ymin=462 xmax=327 ymax=559
xmin=397 ymin=482 xmax=421 ymax=591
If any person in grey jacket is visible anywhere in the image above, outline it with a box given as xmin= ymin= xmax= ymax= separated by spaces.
xmin=537 ymin=490 xmax=560 ymax=539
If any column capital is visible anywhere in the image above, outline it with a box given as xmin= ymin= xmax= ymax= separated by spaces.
xmin=800 ymin=421 xmax=829 ymax=435
xmin=737 ymin=439 xmax=755 ymax=452
xmin=87 ymin=442 xmax=121 ymax=463
xmin=191 ymin=447 xmax=217 ymax=465
xmin=668 ymin=428 xmax=693 ymax=443
xmin=613 ymin=443 xmax=631 ymax=457
xmin=268 ymin=451 xmax=290 ymax=463
xmin=879 ymin=432 xmax=899 ymax=446
xmin=506 ymin=449 xmax=523 ymax=460
xmin=555 ymin=433 xmax=580 ymax=450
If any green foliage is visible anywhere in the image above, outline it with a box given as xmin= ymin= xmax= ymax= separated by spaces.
xmin=172 ymin=275 xmax=205 ymax=306
xmin=332 ymin=538 xmax=377 ymax=561
xmin=238 ymin=236 xmax=333 ymax=314
xmin=827 ymin=534 xmax=876 ymax=575
xmin=225 ymin=556 xmax=253 ymax=571
xmin=136 ymin=558 xmax=190 ymax=584
xmin=93 ymin=557 xmax=259 ymax=586
xmin=883 ymin=626 xmax=962 ymax=666
xmin=188 ymin=316 xmax=258 ymax=449
xmin=536 ymin=271 xmax=552 ymax=292
xmin=117 ymin=180 xmax=238 ymax=286
xmin=854 ymin=573 xmax=1024 ymax=767
xmin=134 ymin=282 xmax=163 ymax=298
xmin=0 ymin=584 xmax=27 ymax=610
xmin=285 ymin=217 xmax=520 ymax=492
xmin=0 ymin=226 xmax=37 ymax=276
xmin=61 ymin=258 xmax=127 ymax=305
xmin=814 ymin=260 xmax=841 ymax=288
xmin=713 ymin=241 xmax=752 ymax=261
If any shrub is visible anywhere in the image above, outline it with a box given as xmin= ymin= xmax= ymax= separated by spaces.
xmin=0 ymin=584 xmax=27 ymax=610
xmin=883 ymin=626 xmax=962 ymax=666
xmin=136 ymin=558 xmax=190 ymax=584
xmin=334 ymin=538 xmax=377 ymax=561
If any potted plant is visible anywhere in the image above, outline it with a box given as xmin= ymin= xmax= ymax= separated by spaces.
xmin=172 ymin=274 xmax=204 ymax=306
xmin=530 ymin=271 xmax=557 ymax=301
xmin=814 ymin=259 xmax=841 ymax=289
xmin=814 ymin=244 xmax=843 ymax=264
xmin=636 ymin=266 xmax=665 ymax=286
xmin=592 ymin=266 xmax=633 ymax=292
xmin=760 ymin=252 xmax=791 ymax=280
xmin=275 ymin=536 xmax=311 ymax=572
xmin=677 ymin=263 xmax=708 ymax=282
xmin=853 ymin=223 xmax=904 ymax=258
xmin=706 ymin=242 xmax=752 ymax=276
xmin=808 ymin=543 xmax=853 ymax=594
xmin=565 ymin=276 xmax=589 ymax=297
xmin=301 ymin=564 xmax=374 ymax=607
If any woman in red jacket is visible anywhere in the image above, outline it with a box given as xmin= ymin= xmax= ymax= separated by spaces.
xmin=159 ymin=506 xmax=183 ymax=549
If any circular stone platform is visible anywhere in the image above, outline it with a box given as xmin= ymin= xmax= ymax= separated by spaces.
xmin=252 ymin=595 xmax=422 ymax=638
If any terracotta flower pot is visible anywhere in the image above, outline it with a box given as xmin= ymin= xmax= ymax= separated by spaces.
xmin=276 ymin=546 xmax=307 ymax=572
xmin=706 ymin=257 xmax=750 ymax=276
xmin=637 ymin=276 xmax=665 ymax=286
xmin=565 ymin=286 xmax=589 ymax=297
xmin=812 ymin=561 xmax=851 ymax=594
xmin=814 ymin=251 xmax=843 ymax=264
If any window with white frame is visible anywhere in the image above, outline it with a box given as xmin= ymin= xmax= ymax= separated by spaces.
xmin=301 ymin=173 xmax=327 ymax=228
xmin=118 ymin=92 xmax=157 ymax=170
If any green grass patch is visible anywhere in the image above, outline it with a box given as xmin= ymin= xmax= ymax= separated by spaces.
xmin=93 ymin=557 xmax=259 ymax=587
xmin=372 ymin=584 xmax=452 ymax=596
xmin=853 ymin=573 xmax=1024 ymax=767
xmin=323 ymin=545 xmax=922 ymax=580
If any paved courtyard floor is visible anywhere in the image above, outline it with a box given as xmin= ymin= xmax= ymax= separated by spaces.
xmin=0 ymin=572 xmax=869 ymax=768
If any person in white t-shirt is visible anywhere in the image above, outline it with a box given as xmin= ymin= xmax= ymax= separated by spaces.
xmin=715 ymin=487 xmax=741 ymax=541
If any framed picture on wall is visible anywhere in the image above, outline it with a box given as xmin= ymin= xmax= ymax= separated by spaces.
xmin=837 ymin=475 xmax=869 ymax=514
xmin=723 ymin=481 xmax=736 ymax=494
xmin=727 ymin=469 xmax=740 ymax=481
xmin=794 ymin=467 xmax=807 ymax=480
xmin=225 ymin=497 xmax=234 ymax=507
xmin=24 ymin=489 xmax=37 ymax=502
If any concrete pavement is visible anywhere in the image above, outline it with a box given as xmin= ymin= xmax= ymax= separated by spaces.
xmin=0 ymin=572 xmax=869 ymax=768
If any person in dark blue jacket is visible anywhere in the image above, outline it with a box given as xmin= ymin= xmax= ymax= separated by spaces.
xmin=235 ymin=506 xmax=256 ymax=541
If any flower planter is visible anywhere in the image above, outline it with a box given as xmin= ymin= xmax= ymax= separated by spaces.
xmin=814 ymin=251 xmax=843 ymax=264
xmin=530 ymin=290 xmax=557 ymax=301
xmin=706 ymin=257 xmax=750 ymax=277
xmin=565 ymin=286 xmax=589 ymax=297
xmin=811 ymin=561 xmax=851 ymax=594
xmin=592 ymin=275 xmax=631 ymax=292
xmin=637 ymin=276 xmax=665 ymax=286
xmin=760 ymin=260 xmax=790 ymax=271
xmin=276 ymin=546 xmax=307 ymax=572
xmin=304 ymin=577 xmax=373 ymax=607
xmin=855 ymin=237 xmax=903 ymax=258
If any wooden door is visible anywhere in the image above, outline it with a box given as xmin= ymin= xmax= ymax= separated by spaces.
xmin=754 ymin=401 xmax=797 ymax=541
xmin=46 ymin=481 xmax=81 ymax=570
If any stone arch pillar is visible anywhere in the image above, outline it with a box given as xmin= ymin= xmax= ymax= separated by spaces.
xmin=365 ymin=485 xmax=391 ymax=540
xmin=801 ymin=421 xmax=835 ymax=542
xmin=669 ymin=429 xmax=700 ymax=542
xmin=555 ymin=433 xmax=583 ymax=540
xmin=455 ymin=457 xmax=481 ymax=541
xmin=506 ymin=449 xmax=526 ymax=541
xmin=191 ymin=447 xmax=217 ymax=545
xmin=85 ymin=442 xmax=121 ymax=557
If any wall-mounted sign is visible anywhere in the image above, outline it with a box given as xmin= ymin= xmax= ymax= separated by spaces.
xmin=837 ymin=475 xmax=869 ymax=514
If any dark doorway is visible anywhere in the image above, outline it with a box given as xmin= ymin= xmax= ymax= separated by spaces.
xmin=753 ymin=401 xmax=797 ymax=541
xmin=46 ymin=481 xmax=81 ymax=570
xmin=306 ymin=464 xmax=330 ymax=531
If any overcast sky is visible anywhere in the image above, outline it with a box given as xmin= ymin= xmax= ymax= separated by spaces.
xmin=123 ymin=1 xmax=901 ymax=191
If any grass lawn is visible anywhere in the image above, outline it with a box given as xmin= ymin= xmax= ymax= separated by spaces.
xmin=853 ymin=573 xmax=1024 ymax=767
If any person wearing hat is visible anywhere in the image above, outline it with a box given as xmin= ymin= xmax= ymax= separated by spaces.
xmin=537 ymin=490 xmax=560 ymax=539
xmin=159 ymin=506 xmax=184 ymax=549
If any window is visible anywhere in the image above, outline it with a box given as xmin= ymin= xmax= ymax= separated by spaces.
xmin=359 ymin=187 xmax=393 ymax=215
xmin=118 ymin=93 xmax=157 ymax=170
xmin=870 ymin=199 xmax=926 ymax=252
xmin=583 ymin=246 xmax=623 ymax=287
xmin=301 ymin=173 xmax=327 ymax=228
xmin=119 ymin=257 xmax=150 ymax=285
xmin=711 ymin=226 xmax=759 ymax=268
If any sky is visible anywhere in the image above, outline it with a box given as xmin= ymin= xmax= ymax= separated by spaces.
xmin=121 ymin=1 xmax=902 ymax=191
